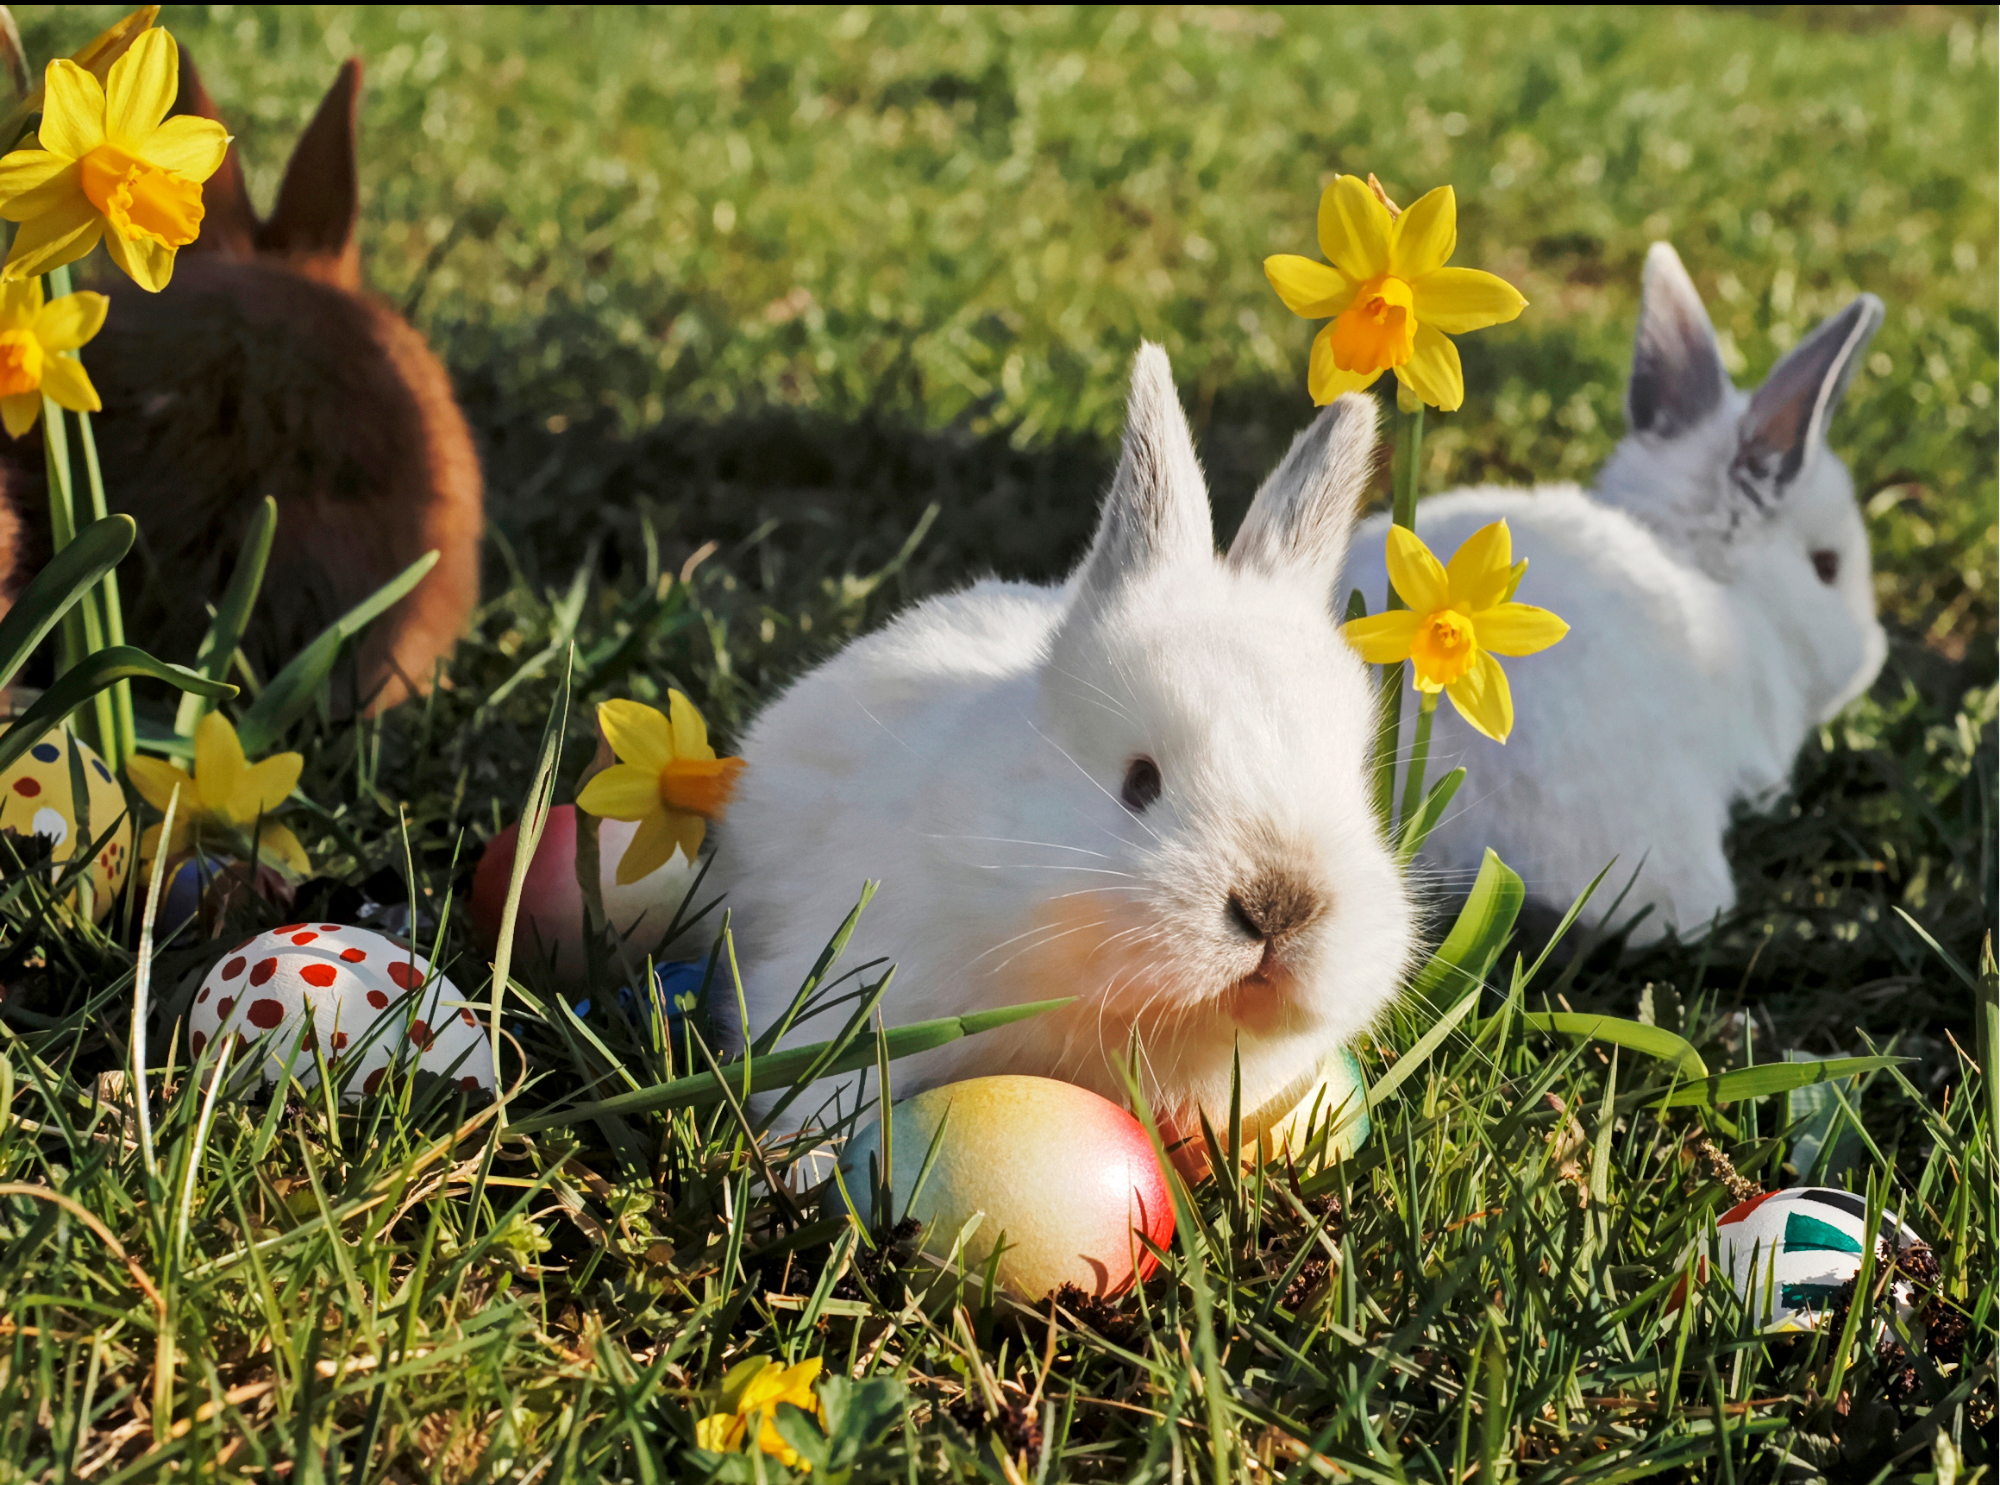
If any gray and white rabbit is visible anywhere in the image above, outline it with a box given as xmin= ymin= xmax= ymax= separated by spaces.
xmin=714 ymin=345 xmax=1413 ymax=1144
xmin=1342 ymin=242 xmax=1886 ymax=942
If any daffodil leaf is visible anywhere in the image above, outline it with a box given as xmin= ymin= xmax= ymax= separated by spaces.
xmin=1516 ymin=1012 xmax=1708 ymax=1083
xmin=1396 ymin=766 xmax=1464 ymax=866
xmin=177 ymin=495 xmax=275 ymax=738
xmin=234 ymin=548 xmax=440 ymax=753
xmin=0 ymin=513 xmax=133 ymax=692
xmin=1406 ymin=848 xmax=1524 ymax=1017
xmin=1655 ymin=1056 xmax=1907 ymax=1108
xmin=0 ymin=646 xmax=232 ymax=778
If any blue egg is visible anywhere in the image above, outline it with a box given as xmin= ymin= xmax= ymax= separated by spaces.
xmin=653 ymin=959 xmax=708 ymax=1004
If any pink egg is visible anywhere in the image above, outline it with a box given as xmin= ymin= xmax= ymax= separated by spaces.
xmin=469 ymin=806 xmax=697 ymax=980
xmin=836 ymin=1075 xmax=1175 ymax=1300
xmin=187 ymin=924 xmax=493 ymax=1098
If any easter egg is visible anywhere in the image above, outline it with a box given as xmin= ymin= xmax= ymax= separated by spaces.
xmin=835 ymin=1075 xmax=1174 ymax=1300
xmin=1243 ymin=1046 xmax=1371 ymax=1168
xmin=0 ymin=724 xmax=131 ymax=921
xmin=159 ymin=854 xmax=295 ymax=936
xmin=188 ymin=923 xmax=494 ymax=1098
xmin=469 ymin=806 xmax=697 ymax=979
xmin=1693 ymin=1187 xmax=1923 ymax=1333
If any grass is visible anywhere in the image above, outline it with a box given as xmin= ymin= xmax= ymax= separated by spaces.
xmin=0 ymin=4 xmax=1994 ymax=1480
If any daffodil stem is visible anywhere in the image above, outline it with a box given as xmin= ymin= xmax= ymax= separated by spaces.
xmin=1373 ymin=395 xmax=1427 ymax=835
xmin=40 ymin=397 xmax=119 ymax=771
xmin=1399 ymin=691 xmax=1438 ymax=837
xmin=39 ymin=264 xmax=131 ymax=772
xmin=1392 ymin=398 xmax=1425 ymax=531
xmin=1371 ymin=663 xmax=1403 ymax=830
xmin=73 ymin=405 xmax=135 ymax=763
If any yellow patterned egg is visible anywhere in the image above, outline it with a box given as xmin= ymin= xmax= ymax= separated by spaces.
xmin=0 ymin=724 xmax=131 ymax=921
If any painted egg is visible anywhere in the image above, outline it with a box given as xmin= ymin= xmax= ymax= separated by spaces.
xmin=159 ymin=854 xmax=294 ymax=935
xmin=1690 ymin=1186 xmax=1923 ymax=1333
xmin=188 ymin=923 xmax=494 ymax=1098
xmin=835 ymin=1075 xmax=1175 ymax=1301
xmin=469 ymin=805 xmax=697 ymax=979
xmin=1243 ymin=1046 xmax=1371 ymax=1168
xmin=0 ymin=724 xmax=131 ymax=921
xmin=1164 ymin=1047 xmax=1370 ymax=1179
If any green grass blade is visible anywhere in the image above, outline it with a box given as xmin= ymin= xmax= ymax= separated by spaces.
xmin=177 ymin=495 xmax=277 ymax=738
xmin=490 ymin=644 xmax=572 ymax=1123
xmin=1369 ymin=986 xmax=1480 ymax=1111
xmin=234 ymin=548 xmax=441 ymax=752
xmin=508 ymin=997 xmax=1072 ymax=1134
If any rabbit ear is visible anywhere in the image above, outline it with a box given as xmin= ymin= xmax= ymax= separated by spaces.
xmin=171 ymin=43 xmax=257 ymax=259
xmin=1627 ymin=242 xmax=1730 ymax=440
xmin=1227 ymin=393 xmax=1378 ymax=589
xmin=256 ymin=59 xmax=363 ymax=288
xmin=1071 ymin=343 xmax=1213 ymax=602
xmin=1728 ymin=293 xmax=1884 ymax=512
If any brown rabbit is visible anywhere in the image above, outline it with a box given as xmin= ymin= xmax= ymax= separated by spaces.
xmin=79 ymin=49 xmax=482 ymax=713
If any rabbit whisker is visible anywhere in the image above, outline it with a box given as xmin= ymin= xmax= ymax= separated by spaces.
xmin=1025 ymin=717 xmax=1163 ymax=845
xmin=1046 ymin=664 xmax=1138 ymax=725
xmin=979 ymin=918 xmax=1111 ymax=979
xmin=922 ymin=832 xmax=1117 ymax=860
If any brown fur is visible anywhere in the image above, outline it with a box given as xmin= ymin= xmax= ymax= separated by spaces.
xmin=77 ymin=50 xmax=481 ymax=711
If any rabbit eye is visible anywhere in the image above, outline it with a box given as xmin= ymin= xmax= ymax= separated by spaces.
xmin=1121 ymin=757 xmax=1162 ymax=813
xmin=1811 ymin=549 xmax=1841 ymax=585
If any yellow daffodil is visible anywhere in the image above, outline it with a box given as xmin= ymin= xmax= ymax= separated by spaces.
xmin=1342 ymin=521 xmax=1568 ymax=743
xmin=1265 ymin=174 xmax=1526 ymax=411
xmin=126 ymin=712 xmax=308 ymax=876
xmin=0 ymin=28 xmax=229 ymax=292
xmin=0 ymin=277 xmax=106 ymax=435
xmin=0 ymin=8 xmax=161 ymax=149
xmin=695 ymin=1355 xmax=827 ymax=1470
xmin=575 ymin=692 xmax=744 ymax=885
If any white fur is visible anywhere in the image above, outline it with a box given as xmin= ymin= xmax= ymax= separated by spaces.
xmin=1340 ymin=243 xmax=1887 ymax=942
xmin=713 ymin=345 xmax=1412 ymax=1138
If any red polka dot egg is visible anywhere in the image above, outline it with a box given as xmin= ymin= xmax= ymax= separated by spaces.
xmin=189 ymin=924 xmax=493 ymax=1098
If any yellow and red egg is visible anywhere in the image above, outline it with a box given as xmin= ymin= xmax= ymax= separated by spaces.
xmin=835 ymin=1075 xmax=1175 ymax=1301
xmin=0 ymin=724 xmax=131 ymax=921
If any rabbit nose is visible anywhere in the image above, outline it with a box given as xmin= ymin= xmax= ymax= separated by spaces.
xmin=1226 ymin=874 xmax=1323 ymax=945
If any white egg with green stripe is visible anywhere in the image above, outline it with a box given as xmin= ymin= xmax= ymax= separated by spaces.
xmin=1706 ymin=1186 xmax=1923 ymax=1334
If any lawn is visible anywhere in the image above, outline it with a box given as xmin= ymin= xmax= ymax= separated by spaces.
xmin=0 ymin=5 xmax=1993 ymax=1481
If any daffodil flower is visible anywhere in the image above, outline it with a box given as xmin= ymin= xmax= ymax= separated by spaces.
xmin=1265 ymin=175 xmax=1526 ymax=411
xmin=0 ymin=28 xmax=229 ymax=291
xmin=575 ymin=693 xmax=745 ymax=885
xmin=126 ymin=712 xmax=308 ymax=876
xmin=0 ymin=7 xmax=161 ymax=149
xmin=1342 ymin=521 xmax=1568 ymax=743
xmin=695 ymin=1355 xmax=827 ymax=1470
xmin=0 ymin=277 xmax=106 ymax=435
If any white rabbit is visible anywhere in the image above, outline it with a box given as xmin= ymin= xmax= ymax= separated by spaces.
xmin=1342 ymin=242 xmax=1887 ymax=943
xmin=713 ymin=344 xmax=1413 ymax=1146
